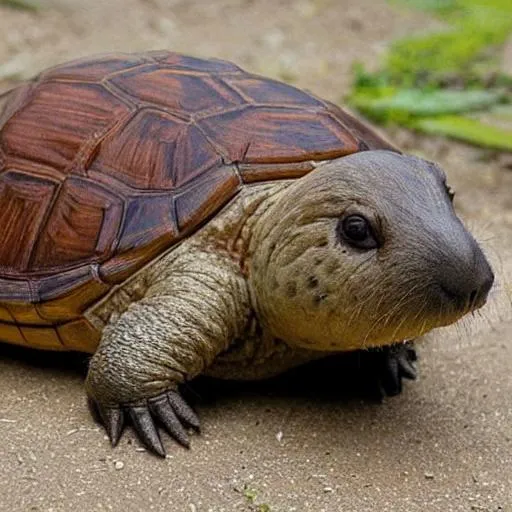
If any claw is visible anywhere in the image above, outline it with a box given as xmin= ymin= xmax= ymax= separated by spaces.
xmin=398 ymin=354 xmax=417 ymax=380
xmin=129 ymin=406 xmax=166 ymax=458
xmin=149 ymin=395 xmax=190 ymax=448
xmin=383 ymin=355 xmax=402 ymax=396
xmin=406 ymin=345 xmax=418 ymax=362
xmin=167 ymin=390 xmax=200 ymax=430
xmin=370 ymin=342 xmax=418 ymax=397
xmin=99 ymin=406 xmax=125 ymax=447
xmin=91 ymin=389 xmax=199 ymax=455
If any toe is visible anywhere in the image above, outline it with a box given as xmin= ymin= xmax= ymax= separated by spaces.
xmin=398 ymin=354 xmax=417 ymax=380
xmin=129 ymin=405 xmax=166 ymax=458
xmin=167 ymin=390 xmax=200 ymax=430
xmin=382 ymin=355 xmax=402 ymax=396
xmin=98 ymin=406 xmax=125 ymax=447
xmin=149 ymin=395 xmax=190 ymax=448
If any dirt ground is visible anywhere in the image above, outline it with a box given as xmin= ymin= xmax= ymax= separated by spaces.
xmin=0 ymin=1 xmax=511 ymax=511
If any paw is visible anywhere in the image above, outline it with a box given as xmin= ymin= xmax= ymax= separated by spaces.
xmin=92 ymin=390 xmax=200 ymax=457
xmin=372 ymin=341 xmax=418 ymax=398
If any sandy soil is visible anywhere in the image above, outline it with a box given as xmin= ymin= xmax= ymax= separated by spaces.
xmin=0 ymin=1 xmax=511 ymax=511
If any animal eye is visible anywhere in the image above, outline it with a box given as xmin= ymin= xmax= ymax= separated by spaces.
xmin=343 ymin=215 xmax=368 ymax=241
xmin=337 ymin=214 xmax=379 ymax=250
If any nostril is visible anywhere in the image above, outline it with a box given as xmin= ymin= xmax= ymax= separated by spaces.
xmin=439 ymin=275 xmax=493 ymax=312
xmin=435 ymin=242 xmax=494 ymax=314
xmin=439 ymin=284 xmax=459 ymax=302
xmin=469 ymin=289 xmax=478 ymax=308
xmin=439 ymin=284 xmax=467 ymax=312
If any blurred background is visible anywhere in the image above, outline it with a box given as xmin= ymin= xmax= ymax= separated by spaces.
xmin=0 ymin=1 xmax=511 ymax=511
xmin=1 ymin=0 xmax=511 ymax=152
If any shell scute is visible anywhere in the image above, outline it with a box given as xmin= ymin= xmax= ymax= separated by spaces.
xmin=117 ymin=194 xmax=177 ymax=253
xmin=199 ymin=106 xmax=360 ymax=164
xmin=91 ymin=110 xmax=223 ymax=190
xmin=109 ymin=67 xmax=244 ymax=114
xmin=1 ymin=81 xmax=131 ymax=173
xmin=30 ymin=177 xmax=123 ymax=270
xmin=151 ymin=53 xmax=244 ymax=74
xmin=174 ymin=165 xmax=242 ymax=233
xmin=225 ymin=75 xmax=324 ymax=107
xmin=0 ymin=171 xmax=57 ymax=272
xmin=39 ymin=53 xmax=150 ymax=82
xmin=0 ymin=323 xmax=25 ymax=347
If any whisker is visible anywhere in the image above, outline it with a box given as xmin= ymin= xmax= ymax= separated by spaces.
xmin=361 ymin=281 xmax=433 ymax=347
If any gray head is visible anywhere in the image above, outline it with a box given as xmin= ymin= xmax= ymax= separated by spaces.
xmin=249 ymin=150 xmax=494 ymax=350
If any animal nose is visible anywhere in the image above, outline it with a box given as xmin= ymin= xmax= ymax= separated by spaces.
xmin=440 ymin=253 xmax=494 ymax=312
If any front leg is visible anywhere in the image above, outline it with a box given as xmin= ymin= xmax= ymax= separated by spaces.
xmin=365 ymin=341 xmax=418 ymax=399
xmin=86 ymin=249 xmax=250 ymax=457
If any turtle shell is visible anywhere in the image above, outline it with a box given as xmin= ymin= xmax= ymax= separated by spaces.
xmin=0 ymin=51 xmax=397 ymax=352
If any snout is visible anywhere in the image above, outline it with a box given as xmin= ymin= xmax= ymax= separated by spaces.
xmin=437 ymin=238 xmax=494 ymax=313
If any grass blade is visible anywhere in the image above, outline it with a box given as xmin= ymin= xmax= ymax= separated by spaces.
xmin=414 ymin=115 xmax=512 ymax=151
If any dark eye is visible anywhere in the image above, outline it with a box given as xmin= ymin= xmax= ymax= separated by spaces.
xmin=337 ymin=214 xmax=379 ymax=250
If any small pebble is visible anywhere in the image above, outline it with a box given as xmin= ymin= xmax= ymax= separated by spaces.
xmin=323 ymin=487 xmax=333 ymax=493
xmin=114 ymin=461 xmax=124 ymax=470
xmin=424 ymin=472 xmax=435 ymax=480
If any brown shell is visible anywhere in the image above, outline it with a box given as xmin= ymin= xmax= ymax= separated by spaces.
xmin=0 ymin=51 xmax=397 ymax=352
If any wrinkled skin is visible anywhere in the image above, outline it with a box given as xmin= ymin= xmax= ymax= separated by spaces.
xmin=86 ymin=151 xmax=494 ymax=456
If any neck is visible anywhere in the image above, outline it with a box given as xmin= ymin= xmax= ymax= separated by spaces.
xmin=196 ymin=181 xmax=291 ymax=270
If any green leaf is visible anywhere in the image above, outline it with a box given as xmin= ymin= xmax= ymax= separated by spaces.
xmin=393 ymin=0 xmax=512 ymax=19
xmin=0 ymin=0 xmax=39 ymax=10
xmin=490 ymin=105 xmax=512 ymax=121
xmin=348 ymin=0 xmax=512 ymax=150
xmin=413 ymin=115 xmax=512 ymax=151
xmin=386 ymin=25 xmax=510 ymax=86
xmin=391 ymin=0 xmax=463 ymax=16
xmin=351 ymin=88 xmax=505 ymax=119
